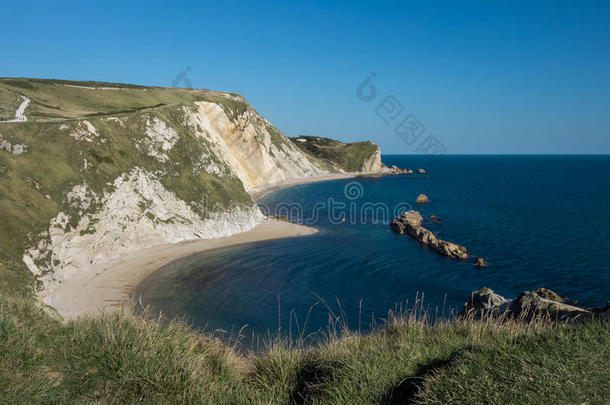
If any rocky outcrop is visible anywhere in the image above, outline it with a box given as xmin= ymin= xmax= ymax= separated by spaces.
xmin=532 ymin=287 xmax=563 ymax=302
xmin=417 ymin=168 xmax=426 ymax=174
xmin=362 ymin=147 xmax=383 ymax=173
xmin=509 ymin=291 xmax=591 ymax=321
xmin=390 ymin=210 xmax=468 ymax=260
xmin=26 ymin=169 xmax=266 ymax=294
xmin=187 ymin=102 xmax=328 ymax=191
xmin=382 ymin=165 xmax=412 ymax=175
xmin=466 ymin=287 xmax=509 ymax=312
xmin=460 ymin=287 xmax=602 ymax=322
xmin=473 ymin=257 xmax=488 ymax=267
xmin=0 ymin=133 xmax=28 ymax=155
xmin=1 ymin=95 xmax=30 ymax=122
xmin=416 ymin=194 xmax=429 ymax=203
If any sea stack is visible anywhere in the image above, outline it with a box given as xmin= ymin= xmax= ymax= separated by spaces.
xmin=416 ymin=193 xmax=430 ymax=203
xmin=390 ymin=210 xmax=468 ymax=260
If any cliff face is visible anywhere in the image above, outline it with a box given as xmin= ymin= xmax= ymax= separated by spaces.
xmin=187 ymin=101 xmax=328 ymax=190
xmin=0 ymin=78 xmax=381 ymax=297
xmin=362 ymin=147 xmax=383 ymax=172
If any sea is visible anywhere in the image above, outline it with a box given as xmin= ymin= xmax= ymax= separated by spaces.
xmin=139 ymin=155 xmax=610 ymax=347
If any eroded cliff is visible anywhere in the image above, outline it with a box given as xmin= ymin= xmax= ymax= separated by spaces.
xmin=0 ymin=78 xmax=382 ymax=298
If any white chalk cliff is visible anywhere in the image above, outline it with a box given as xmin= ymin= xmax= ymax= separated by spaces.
xmin=0 ymin=82 xmax=382 ymax=303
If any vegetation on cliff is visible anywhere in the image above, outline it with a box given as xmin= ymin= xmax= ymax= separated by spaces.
xmin=0 ymin=78 xmax=381 ymax=296
xmin=0 ymin=86 xmax=248 ymax=293
xmin=291 ymin=135 xmax=380 ymax=173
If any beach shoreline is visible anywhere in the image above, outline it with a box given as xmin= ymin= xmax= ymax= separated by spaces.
xmin=45 ymin=172 xmax=371 ymax=321
xmin=43 ymin=173 xmax=376 ymax=320
xmin=248 ymin=173 xmax=359 ymax=200
xmin=45 ymin=220 xmax=319 ymax=320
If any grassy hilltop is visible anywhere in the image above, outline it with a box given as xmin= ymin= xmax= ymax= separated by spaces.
xmin=0 ymin=78 xmax=243 ymax=121
xmin=0 ymin=78 xmax=608 ymax=404
xmin=291 ymin=135 xmax=380 ymax=173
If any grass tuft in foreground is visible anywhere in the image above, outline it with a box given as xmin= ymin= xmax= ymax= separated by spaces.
xmin=1 ymin=293 xmax=608 ymax=404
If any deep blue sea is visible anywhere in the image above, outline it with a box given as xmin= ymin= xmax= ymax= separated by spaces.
xmin=140 ymin=155 xmax=610 ymax=345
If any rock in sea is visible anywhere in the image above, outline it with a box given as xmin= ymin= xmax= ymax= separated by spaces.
xmin=508 ymin=291 xmax=591 ymax=322
xmin=459 ymin=287 xmax=597 ymax=322
xmin=532 ymin=287 xmax=563 ymax=302
xmin=464 ymin=287 xmax=509 ymax=311
xmin=428 ymin=215 xmax=442 ymax=223
xmin=382 ymin=165 xmax=410 ymax=175
xmin=474 ymin=257 xmax=488 ymax=267
xmin=390 ymin=210 xmax=468 ymax=260
xmin=416 ymin=193 xmax=430 ymax=203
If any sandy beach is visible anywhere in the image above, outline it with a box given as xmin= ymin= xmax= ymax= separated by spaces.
xmin=248 ymin=173 xmax=358 ymax=200
xmin=45 ymin=220 xmax=318 ymax=320
xmin=46 ymin=173 xmax=366 ymax=321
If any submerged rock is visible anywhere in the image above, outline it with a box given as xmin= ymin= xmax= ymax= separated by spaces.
xmin=416 ymin=194 xmax=430 ymax=203
xmin=417 ymin=168 xmax=426 ymax=174
xmin=428 ymin=215 xmax=442 ymax=224
xmin=390 ymin=210 xmax=468 ymax=260
xmin=474 ymin=257 xmax=488 ymax=267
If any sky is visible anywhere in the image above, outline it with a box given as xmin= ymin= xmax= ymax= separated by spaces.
xmin=2 ymin=0 xmax=609 ymax=154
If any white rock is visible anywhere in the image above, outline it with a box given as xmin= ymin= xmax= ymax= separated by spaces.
xmin=2 ymin=95 xmax=30 ymax=123
xmin=24 ymin=168 xmax=265 ymax=297
xmin=134 ymin=116 xmax=179 ymax=162
xmin=69 ymin=120 xmax=101 ymax=143
xmin=182 ymin=102 xmax=328 ymax=191
xmin=0 ymin=133 xmax=29 ymax=155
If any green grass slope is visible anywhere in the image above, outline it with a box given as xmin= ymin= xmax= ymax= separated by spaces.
xmin=1 ymin=295 xmax=607 ymax=404
xmin=291 ymin=136 xmax=380 ymax=173
xmin=0 ymin=78 xmax=281 ymax=294
xmin=0 ymin=104 xmax=250 ymax=294
xmin=0 ymin=78 xmax=239 ymax=121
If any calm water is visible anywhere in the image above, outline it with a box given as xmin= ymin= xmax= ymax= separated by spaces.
xmin=140 ymin=155 xmax=610 ymax=345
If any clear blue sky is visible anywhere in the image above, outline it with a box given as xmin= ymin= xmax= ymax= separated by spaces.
xmin=2 ymin=1 xmax=609 ymax=154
